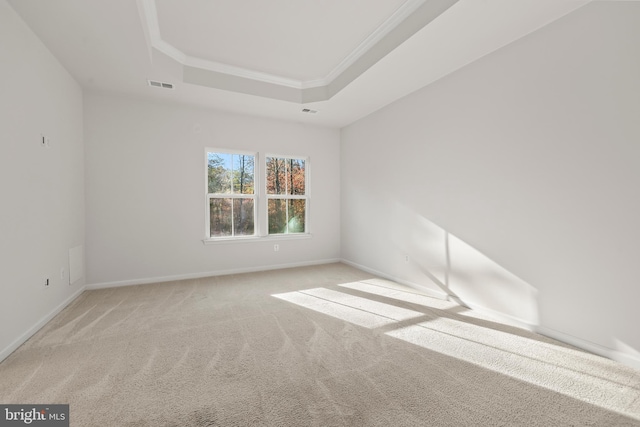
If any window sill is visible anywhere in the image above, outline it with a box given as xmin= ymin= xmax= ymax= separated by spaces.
xmin=202 ymin=233 xmax=313 ymax=245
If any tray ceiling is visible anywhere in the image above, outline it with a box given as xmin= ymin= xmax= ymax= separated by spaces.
xmin=7 ymin=0 xmax=591 ymax=127
xmin=155 ymin=0 xmax=409 ymax=82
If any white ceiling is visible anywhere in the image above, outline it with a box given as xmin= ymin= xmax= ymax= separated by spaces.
xmin=155 ymin=0 xmax=408 ymax=82
xmin=8 ymin=0 xmax=590 ymax=128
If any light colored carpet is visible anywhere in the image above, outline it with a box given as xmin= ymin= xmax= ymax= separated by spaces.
xmin=1 ymin=263 xmax=639 ymax=426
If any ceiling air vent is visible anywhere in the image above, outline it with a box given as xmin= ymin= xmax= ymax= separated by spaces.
xmin=148 ymin=79 xmax=174 ymax=90
xmin=302 ymin=108 xmax=318 ymax=114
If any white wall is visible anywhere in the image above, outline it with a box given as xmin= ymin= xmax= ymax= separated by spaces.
xmin=84 ymin=93 xmax=341 ymax=285
xmin=0 ymin=0 xmax=85 ymax=359
xmin=341 ymin=2 xmax=640 ymax=366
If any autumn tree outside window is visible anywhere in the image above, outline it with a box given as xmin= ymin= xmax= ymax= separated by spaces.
xmin=206 ymin=150 xmax=256 ymax=239
xmin=265 ymin=156 xmax=308 ymax=235
xmin=205 ymin=149 xmax=309 ymax=241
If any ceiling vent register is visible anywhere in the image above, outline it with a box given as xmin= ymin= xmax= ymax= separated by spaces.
xmin=148 ymin=79 xmax=174 ymax=89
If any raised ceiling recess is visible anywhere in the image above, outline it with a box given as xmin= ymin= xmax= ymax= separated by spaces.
xmin=138 ymin=0 xmax=459 ymax=103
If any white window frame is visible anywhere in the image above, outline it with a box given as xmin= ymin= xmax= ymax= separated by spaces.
xmin=203 ymin=149 xmax=311 ymax=244
xmin=204 ymin=148 xmax=258 ymax=241
xmin=264 ymin=154 xmax=310 ymax=236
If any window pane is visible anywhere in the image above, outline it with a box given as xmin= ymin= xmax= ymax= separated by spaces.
xmin=290 ymin=158 xmax=305 ymax=195
xmin=268 ymin=199 xmax=306 ymax=234
xmin=209 ymin=198 xmax=232 ymax=237
xmin=266 ymin=157 xmax=287 ymax=195
xmin=268 ymin=199 xmax=286 ymax=234
xmin=266 ymin=157 xmax=305 ymax=195
xmin=233 ymin=198 xmax=254 ymax=236
xmin=232 ymin=154 xmax=255 ymax=194
xmin=208 ymin=152 xmax=232 ymax=194
xmin=288 ymin=199 xmax=306 ymax=232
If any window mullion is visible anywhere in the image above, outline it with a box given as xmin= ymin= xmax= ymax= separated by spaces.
xmin=207 ymin=150 xmax=307 ymax=240
xmin=230 ymin=199 xmax=235 ymax=237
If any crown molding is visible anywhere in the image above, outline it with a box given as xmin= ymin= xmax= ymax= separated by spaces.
xmin=138 ymin=0 xmax=160 ymax=50
xmin=315 ymin=0 xmax=426 ymax=89
xmin=154 ymin=38 xmax=187 ymax=64
xmin=138 ymin=0 xmax=428 ymax=89
xmin=137 ymin=0 xmax=458 ymax=102
xmin=135 ymin=0 xmax=154 ymax=62
xmin=183 ymin=56 xmax=303 ymax=89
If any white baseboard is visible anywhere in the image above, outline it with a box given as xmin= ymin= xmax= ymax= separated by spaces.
xmin=0 ymin=285 xmax=87 ymax=363
xmin=8 ymin=259 xmax=640 ymax=373
xmin=341 ymin=259 xmax=640 ymax=372
xmin=340 ymin=258 xmax=449 ymax=301
xmin=1 ymin=260 xmax=340 ymax=362
xmin=86 ymin=258 xmax=342 ymax=290
xmin=341 ymin=259 xmax=533 ymax=328
xmin=535 ymin=325 xmax=640 ymax=371
xmin=458 ymin=300 xmax=537 ymax=331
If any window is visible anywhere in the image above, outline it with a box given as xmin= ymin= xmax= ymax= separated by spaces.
xmin=205 ymin=149 xmax=309 ymax=241
xmin=206 ymin=150 xmax=256 ymax=238
xmin=266 ymin=156 xmax=308 ymax=234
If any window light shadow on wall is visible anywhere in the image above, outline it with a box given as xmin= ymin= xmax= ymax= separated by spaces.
xmin=389 ymin=201 xmax=540 ymax=327
xmin=386 ymin=204 xmax=640 ymax=371
xmin=272 ymin=280 xmax=640 ymax=421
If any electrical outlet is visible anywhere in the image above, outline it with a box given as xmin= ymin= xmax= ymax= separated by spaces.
xmin=274 ymin=244 xmax=279 ymax=252
xmin=404 ymin=255 xmax=409 ymax=262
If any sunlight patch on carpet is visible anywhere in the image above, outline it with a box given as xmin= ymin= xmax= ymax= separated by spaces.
xmin=339 ymin=280 xmax=460 ymax=311
xmin=387 ymin=320 xmax=640 ymax=420
xmin=272 ymin=288 xmax=423 ymax=329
